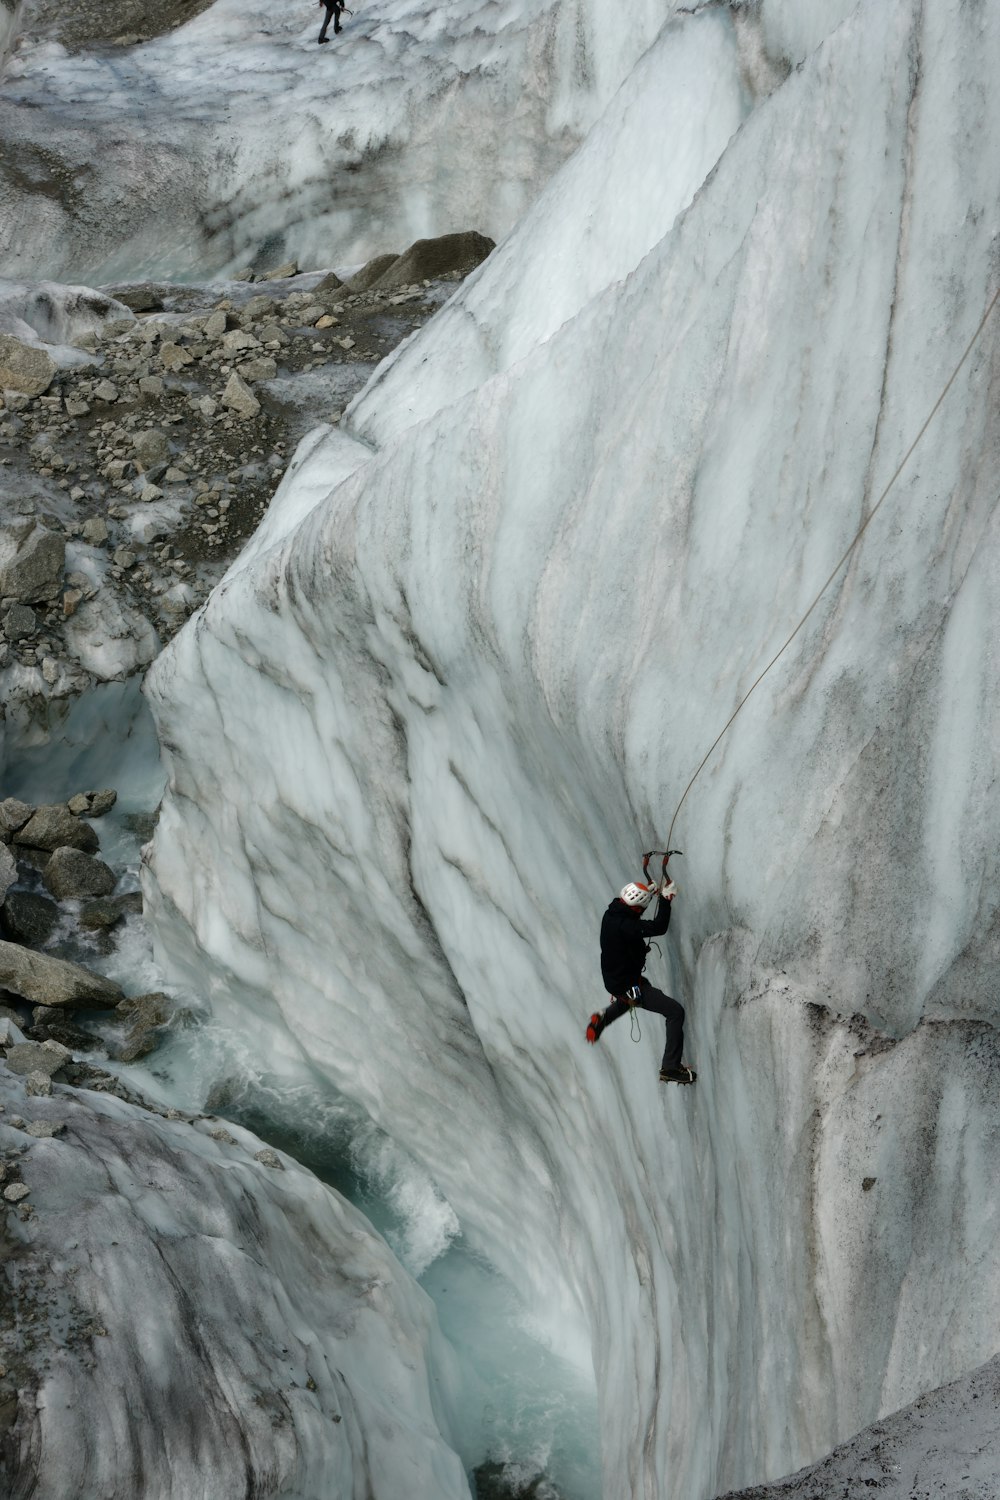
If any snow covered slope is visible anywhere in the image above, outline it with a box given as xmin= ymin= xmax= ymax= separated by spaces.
xmin=143 ymin=0 xmax=1000 ymax=1496
xmin=0 ymin=0 xmax=669 ymax=282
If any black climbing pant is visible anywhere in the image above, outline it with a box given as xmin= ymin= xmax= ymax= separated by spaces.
xmin=319 ymin=2 xmax=343 ymax=40
xmin=603 ymin=979 xmax=685 ymax=1072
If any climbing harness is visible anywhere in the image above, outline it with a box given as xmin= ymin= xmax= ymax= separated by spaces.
xmin=663 ymin=285 xmax=1000 ymax=849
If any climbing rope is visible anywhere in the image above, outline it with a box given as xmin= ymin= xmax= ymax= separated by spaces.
xmin=666 ymin=286 xmax=1000 ymax=849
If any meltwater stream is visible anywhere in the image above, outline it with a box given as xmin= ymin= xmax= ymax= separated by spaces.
xmin=2 ymin=677 xmax=600 ymax=1500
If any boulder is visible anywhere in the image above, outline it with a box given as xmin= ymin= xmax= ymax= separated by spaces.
xmin=312 ymin=271 xmax=343 ymax=297
xmin=79 ymin=890 xmax=141 ymax=930
xmin=240 ymin=295 xmax=276 ymax=321
xmin=111 ymin=284 xmax=166 ymax=313
xmin=4 ymin=1041 xmax=71 ymax=1079
xmin=116 ymin=990 xmax=171 ymax=1062
xmin=220 ymin=329 xmax=259 ymax=356
xmin=67 ymin=789 xmax=117 ymax=818
xmin=132 ymin=429 xmax=169 ymax=470
xmin=43 ymin=847 xmax=116 ymax=901
xmin=2 ymin=891 xmax=60 ymax=947
xmin=370 ymin=230 xmax=495 ymax=291
xmin=0 ymin=799 xmax=33 ymax=840
xmin=81 ymin=517 xmax=109 ymax=545
xmin=221 ymin=372 xmax=260 ymax=419
xmin=15 ymin=806 xmax=99 ymax=854
xmin=347 ymin=253 xmax=399 ymax=293
xmin=3 ymin=604 xmax=37 ymax=640
xmin=0 ymin=333 xmax=56 ymax=396
xmin=0 ymin=844 xmax=15 ymax=905
xmin=158 ymin=344 xmax=192 ymax=371
xmin=239 ymin=357 xmax=277 ymax=383
xmin=0 ymin=939 xmax=123 ymax=1009
xmin=0 ymin=522 xmax=66 ymax=604
xmin=260 ymin=260 xmax=298 ymax=281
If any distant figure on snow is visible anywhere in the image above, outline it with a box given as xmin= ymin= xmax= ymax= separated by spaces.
xmin=318 ymin=0 xmax=345 ymax=43
xmin=586 ymin=876 xmax=696 ymax=1085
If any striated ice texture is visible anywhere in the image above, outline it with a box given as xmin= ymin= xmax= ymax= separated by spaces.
xmin=127 ymin=0 xmax=1000 ymax=1495
xmin=0 ymin=1070 xmax=470 ymax=1500
xmin=0 ymin=0 xmax=669 ymax=281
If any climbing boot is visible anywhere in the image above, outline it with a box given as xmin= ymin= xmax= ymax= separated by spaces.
xmin=659 ymin=1064 xmax=697 ymax=1085
xmin=585 ymin=1011 xmax=607 ymax=1045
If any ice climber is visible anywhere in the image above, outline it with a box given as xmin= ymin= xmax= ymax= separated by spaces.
xmin=318 ymin=0 xmax=345 ymax=43
xmin=586 ymin=876 xmax=696 ymax=1085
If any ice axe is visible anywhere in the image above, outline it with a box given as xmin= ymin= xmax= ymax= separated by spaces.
xmin=642 ymin=848 xmax=682 ymax=890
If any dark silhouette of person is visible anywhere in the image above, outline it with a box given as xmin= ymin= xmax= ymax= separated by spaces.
xmin=318 ymin=0 xmax=344 ymax=43
xmin=586 ymin=876 xmax=696 ymax=1084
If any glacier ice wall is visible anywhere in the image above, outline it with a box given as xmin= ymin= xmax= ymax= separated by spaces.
xmin=0 ymin=0 xmax=669 ymax=281
xmin=144 ymin=0 xmax=1000 ymax=1496
xmin=0 ymin=1068 xmax=470 ymax=1500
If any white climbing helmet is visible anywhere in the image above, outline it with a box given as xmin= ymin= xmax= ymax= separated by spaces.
xmin=619 ymin=881 xmax=655 ymax=909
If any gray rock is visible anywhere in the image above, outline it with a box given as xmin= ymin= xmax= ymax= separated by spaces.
xmin=25 ymin=1071 xmax=52 ymax=1098
xmin=25 ymin=1119 xmax=65 ymax=1138
xmin=0 ymin=334 xmax=56 ymax=396
xmin=239 ymin=357 xmax=277 ymax=383
xmin=93 ymin=379 xmax=119 ymax=402
xmin=81 ymin=517 xmax=109 ymax=545
xmin=0 ymin=522 xmax=66 ymax=604
xmin=43 ymin=847 xmax=116 ymax=901
xmin=254 ymin=1148 xmax=284 ymax=1170
xmin=203 ymin=310 xmax=228 ymax=340
xmin=346 ymin=253 xmax=399 ymax=293
xmin=111 ymin=284 xmax=166 ymax=313
xmin=2 ymin=891 xmax=60 ymax=946
xmin=0 ymin=940 xmax=123 ymax=1009
xmin=15 ymin=806 xmax=99 ymax=854
xmin=158 ymin=344 xmax=193 ymax=371
xmin=0 ymin=800 xmax=33 ymax=839
xmin=4 ymin=1043 xmax=68 ymax=1079
xmin=67 ymin=790 xmax=117 ymax=818
xmin=117 ymin=991 xmax=170 ymax=1028
xmin=77 ymin=899 xmax=121 ymax=931
xmin=0 ymin=844 xmax=16 ymax=906
xmin=294 ymin=304 xmax=327 ymax=327
xmin=241 ymin=295 xmax=275 ymax=321
xmin=260 ymin=261 xmax=298 ymax=281
xmin=220 ymin=372 xmax=260 ymax=419
xmin=132 ymin=429 xmax=169 ymax=469
xmin=312 ymin=271 xmax=344 ymax=298
xmin=2 ymin=1183 xmax=29 ymax=1203
xmin=3 ymin=604 xmax=36 ymax=641
xmin=220 ymin=329 xmax=259 ymax=356
xmin=371 ymin=230 xmax=495 ymax=290
xmin=116 ymin=990 xmax=171 ymax=1062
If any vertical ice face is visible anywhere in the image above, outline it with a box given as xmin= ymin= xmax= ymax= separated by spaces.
xmin=144 ymin=1 xmax=1000 ymax=1497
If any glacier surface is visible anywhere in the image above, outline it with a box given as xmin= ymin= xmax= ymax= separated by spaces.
xmin=2 ymin=0 xmax=998 ymax=1494
xmin=0 ymin=0 xmax=669 ymax=281
xmin=0 ymin=1063 xmax=470 ymax=1500
xmin=141 ymin=0 xmax=1000 ymax=1495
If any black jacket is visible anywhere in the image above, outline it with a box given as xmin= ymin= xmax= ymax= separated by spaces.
xmin=600 ymin=896 xmax=671 ymax=995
